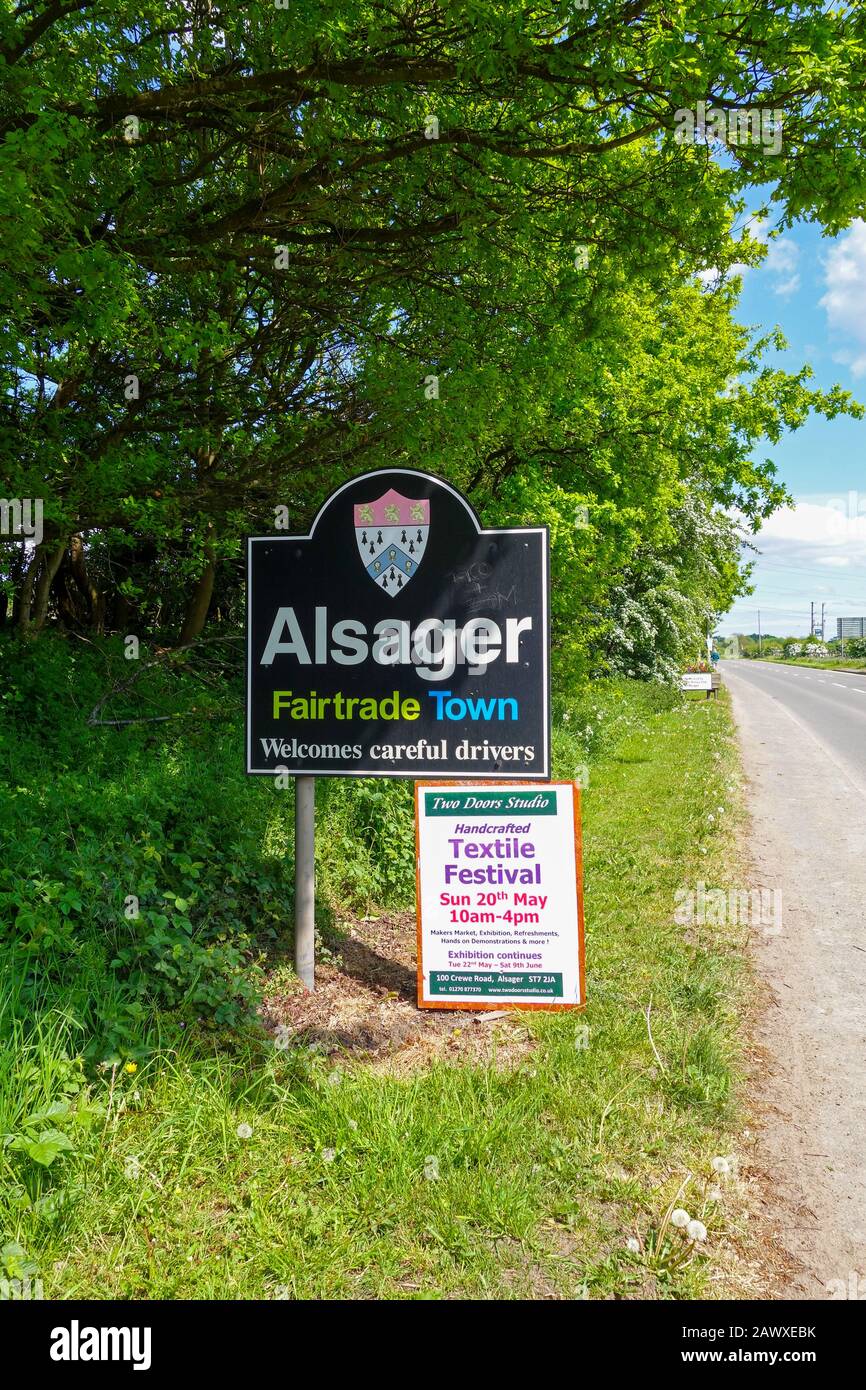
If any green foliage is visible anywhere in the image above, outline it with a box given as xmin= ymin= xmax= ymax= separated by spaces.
xmin=1 ymin=2 xmax=863 ymax=656
xmin=665 ymin=1027 xmax=733 ymax=1115
xmin=0 ymin=634 xmax=680 ymax=1057
xmin=0 ymin=676 xmax=750 ymax=1301
xmin=0 ymin=634 xmax=287 ymax=1049
xmin=0 ymin=978 xmax=102 ymax=1224
xmin=1 ymin=1241 xmax=39 ymax=1282
xmin=1 ymin=1 xmax=864 ymax=1298
xmin=317 ymin=777 xmax=417 ymax=909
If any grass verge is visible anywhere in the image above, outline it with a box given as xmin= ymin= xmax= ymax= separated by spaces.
xmin=1 ymin=678 xmax=754 ymax=1301
xmin=763 ymin=656 xmax=866 ymax=672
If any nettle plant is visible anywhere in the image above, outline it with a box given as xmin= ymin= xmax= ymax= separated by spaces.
xmin=107 ymin=834 xmax=278 ymax=1027
xmin=1 ymin=1051 xmax=103 ymax=1214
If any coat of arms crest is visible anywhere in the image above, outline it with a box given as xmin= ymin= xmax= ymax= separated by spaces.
xmin=354 ymin=488 xmax=430 ymax=595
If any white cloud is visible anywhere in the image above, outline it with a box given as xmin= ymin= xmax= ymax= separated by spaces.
xmin=764 ymin=237 xmax=800 ymax=296
xmin=757 ymin=497 xmax=866 ymax=566
xmin=719 ymin=496 xmax=866 ymax=636
xmin=820 ymin=220 xmax=866 ymax=374
xmin=697 ymin=214 xmax=770 ymax=288
xmin=750 ymin=217 xmax=770 ymax=245
xmin=697 ymin=224 xmax=799 ymax=295
xmin=743 ymin=497 xmax=866 ymax=606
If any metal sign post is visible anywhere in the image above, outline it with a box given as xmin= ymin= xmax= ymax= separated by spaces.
xmin=294 ymin=775 xmax=316 ymax=989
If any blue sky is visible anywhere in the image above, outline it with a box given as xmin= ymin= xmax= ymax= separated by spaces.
xmin=715 ymin=208 xmax=866 ymax=637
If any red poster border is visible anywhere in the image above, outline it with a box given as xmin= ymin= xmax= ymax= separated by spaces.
xmin=414 ymin=780 xmax=586 ymax=1011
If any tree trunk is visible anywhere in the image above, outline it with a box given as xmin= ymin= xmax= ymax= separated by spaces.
xmin=30 ymin=542 xmax=67 ymax=632
xmin=68 ymin=534 xmax=104 ymax=632
xmin=17 ymin=541 xmax=67 ymax=634
xmin=178 ymin=552 xmax=216 ymax=645
xmin=16 ymin=546 xmax=40 ymax=634
xmin=2 ymin=548 xmax=25 ymax=627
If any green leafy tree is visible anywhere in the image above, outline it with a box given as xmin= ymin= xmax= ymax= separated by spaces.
xmin=0 ymin=1 xmax=863 ymax=662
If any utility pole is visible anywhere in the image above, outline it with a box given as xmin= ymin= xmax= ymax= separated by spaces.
xmin=820 ymin=602 xmax=826 ymax=641
xmin=810 ymin=601 xmax=815 ymax=638
xmin=757 ymin=609 xmax=762 ymax=656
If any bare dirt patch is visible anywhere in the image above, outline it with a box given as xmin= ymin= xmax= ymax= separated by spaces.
xmin=261 ymin=910 xmax=537 ymax=1075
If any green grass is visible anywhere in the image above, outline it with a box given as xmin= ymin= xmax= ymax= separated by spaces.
xmin=763 ymin=656 xmax=866 ymax=671
xmin=1 ymin=665 xmax=753 ymax=1301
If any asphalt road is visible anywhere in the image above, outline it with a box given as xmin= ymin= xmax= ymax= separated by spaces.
xmin=721 ymin=658 xmax=866 ymax=789
xmin=721 ymin=658 xmax=866 ymax=1297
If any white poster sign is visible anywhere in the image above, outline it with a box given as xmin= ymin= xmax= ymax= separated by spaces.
xmin=680 ymin=673 xmax=713 ymax=691
xmin=415 ymin=782 xmax=585 ymax=1010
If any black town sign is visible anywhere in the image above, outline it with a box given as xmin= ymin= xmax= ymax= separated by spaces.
xmin=246 ymin=469 xmax=549 ymax=778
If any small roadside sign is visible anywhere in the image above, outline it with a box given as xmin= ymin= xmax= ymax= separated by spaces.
xmin=415 ymin=782 xmax=585 ymax=1010
xmin=680 ymin=673 xmax=713 ymax=691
